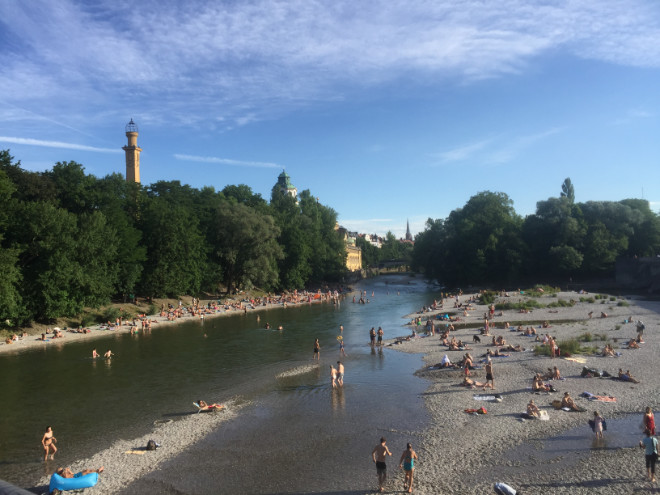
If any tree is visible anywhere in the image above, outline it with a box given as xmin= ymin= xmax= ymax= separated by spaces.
xmin=212 ymin=201 xmax=282 ymax=293
xmin=560 ymin=177 xmax=575 ymax=204
xmin=139 ymin=198 xmax=207 ymax=297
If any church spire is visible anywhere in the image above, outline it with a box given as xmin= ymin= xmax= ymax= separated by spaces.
xmin=405 ymin=219 xmax=412 ymax=241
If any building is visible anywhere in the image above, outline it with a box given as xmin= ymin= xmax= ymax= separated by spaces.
xmin=123 ymin=119 xmax=142 ymax=183
xmin=336 ymin=225 xmax=363 ymax=272
xmin=276 ymin=170 xmax=297 ymax=198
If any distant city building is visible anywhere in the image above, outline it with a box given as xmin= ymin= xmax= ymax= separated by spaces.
xmin=123 ymin=119 xmax=142 ymax=183
xmin=276 ymin=170 xmax=297 ymax=198
xmin=405 ymin=219 xmax=413 ymax=241
xmin=336 ymin=225 xmax=363 ymax=271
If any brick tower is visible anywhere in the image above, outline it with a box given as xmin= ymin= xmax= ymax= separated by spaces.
xmin=123 ymin=119 xmax=142 ymax=183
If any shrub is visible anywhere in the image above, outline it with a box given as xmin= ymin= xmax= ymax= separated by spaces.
xmin=580 ymin=297 xmax=595 ymax=303
xmin=578 ymin=332 xmax=593 ymax=342
xmin=480 ymin=291 xmax=497 ymax=306
xmin=101 ymin=307 xmax=121 ymax=323
xmin=617 ymin=301 xmax=629 ymax=307
xmin=557 ymin=338 xmax=582 ymax=355
xmin=609 ymin=296 xmax=616 ymax=301
xmin=547 ymin=299 xmax=575 ymax=308
xmin=496 ymin=299 xmax=544 ymax=311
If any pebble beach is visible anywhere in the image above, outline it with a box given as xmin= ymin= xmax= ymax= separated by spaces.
xmin=389 ymin=290 xmax=660 ymax=494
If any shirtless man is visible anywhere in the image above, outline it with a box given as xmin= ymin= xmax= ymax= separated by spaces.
xmin=336 ymin=361 xmax=344 ymax=387
xmin=330 ymin=365 xmax=337 ymax=389
xmin=372 ymin=437 xmax=392 ymax=492
xmin=103 ymin=349 xmax=113 ymax=359
xmin=377 ymin=327 xmax=384 ymax=346
xmin=370 ymin=327 xmax=376 ymax=346
xmin=485 ymin=359 xmax=494 ymax=389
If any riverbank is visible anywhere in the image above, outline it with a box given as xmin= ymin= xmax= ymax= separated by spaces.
xmin=0 ymin=291 xmax=346 ymax=356
xmin=390 ymin=290 xmax=660 ymax=494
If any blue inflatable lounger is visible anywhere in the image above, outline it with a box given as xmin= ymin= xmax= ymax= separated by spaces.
xmin=49 ymin=472 xmax=98 ymax=493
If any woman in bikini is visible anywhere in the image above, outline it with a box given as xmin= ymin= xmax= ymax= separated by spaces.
xmin=399 ymin=442 xmax=418 ymax=493
xmin=42 ymin=426 xmax=57 ymax=461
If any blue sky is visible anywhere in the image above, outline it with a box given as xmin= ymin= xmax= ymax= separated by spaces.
xmin=1 ymin=1 xmax=659 ymax=238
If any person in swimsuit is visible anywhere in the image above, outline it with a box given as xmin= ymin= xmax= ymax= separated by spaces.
xmin=339 ymin=339 xmax=347 ymax=357
xmin=57 ymin=466 xmax=104 ymax=478
xmin=336 ymin=361 xmax=344 ymax=387
xmin=644 ymin=407 xmax=656 ymax=436
xmin=197 ymin=400 xmax=224 ymax=412
xmin=485 ymin=359 xmax=494 ymax=389
xmin=313 ymin=339 xmax=320 ymax=360
xmin=330 ymin=365 xmax=337 ymax=388
xmin=399 ymin=442 xmax=418 ymax=493
xmin=42 ymin=426 xmax=57 ymax=461
xmin=377 ymin=327 xmax=384 ymax=346
xmin=592 ymin=411 xmax=604 ymax=439
xmin=103 ymin=349 xmax=113 ymax=359
xmin=372 ymin=437 xmax=392 ymax=493
xmin=370 ymin=327 xmax=376 ymax=346
xmin=92 ymin=349 xmax=99 ymax=358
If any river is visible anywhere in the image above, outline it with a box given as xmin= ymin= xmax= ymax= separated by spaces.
xmin=0 ymin=274 xmax=439 ymax=493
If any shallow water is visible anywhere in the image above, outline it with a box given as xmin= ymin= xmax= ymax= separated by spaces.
xmin=0 ymin=274 xmax=436 ymax=492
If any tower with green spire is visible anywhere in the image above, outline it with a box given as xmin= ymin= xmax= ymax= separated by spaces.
xmin=276 ymin=170 xmax=298 ymax=198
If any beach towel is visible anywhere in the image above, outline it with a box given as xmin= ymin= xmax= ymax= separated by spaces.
xmin=124 ymin=450 xmax=147 ymax=455
xmin=473 ymin=395 xmax=503 ymax=402
xmin=581 ymin=392 xmax=617 ymax=402
xmin=564 ymin=356 xmax=587 ymax=363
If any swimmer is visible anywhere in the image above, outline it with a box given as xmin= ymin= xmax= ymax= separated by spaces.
xmin=42 ymin=426 xmax=57 ymax=461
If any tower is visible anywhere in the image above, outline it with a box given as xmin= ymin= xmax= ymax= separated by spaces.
xmin=276 ymin=170 xmax=297 ymax=198
xmin=123 ymin=119 xmax=142 ymax=183
xmin=406 ymin=219 xmax=413 ymax=241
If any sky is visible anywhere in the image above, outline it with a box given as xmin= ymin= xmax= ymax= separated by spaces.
xmin=1 ymin=0 xmax=659 ymax=239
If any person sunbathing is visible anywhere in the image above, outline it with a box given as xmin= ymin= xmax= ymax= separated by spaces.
xmin=602 ymin=344 xmax=615 ymax=357
xmin=618 ymin=369 xmax=640 ymax=383
xmin=462 ymin=377 xmax=486 ymax=388
xmin=626 ymin=339 xmax=640 ymax=349
xmin=561 ymin=392 xmax=583 ymax=411
xmin=532 ymin=374 xmax=556 ymax=393
xmin=503 ymin=344 xmax=524 ymax=352
xmin=527 ymin=399 xmax=541 ymax=418
xmin=57 ymin=466 xmax=104 ymax=478
xmin=460 ymin=353 xmax=474 ymax=369
xmin=486 ymin=348 xmax=510 ymax=358
xmin=198 ymin=400 xmax=225 ymax=411
xmin=495 ymin=336 xmax=506 ymax=346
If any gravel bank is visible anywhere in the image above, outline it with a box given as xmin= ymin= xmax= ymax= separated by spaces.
xmin=388 ymin=291 xmax=660 ymax=494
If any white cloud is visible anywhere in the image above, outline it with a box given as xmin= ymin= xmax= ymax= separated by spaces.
xmin=433 ymin=138 xmax=494 ymax=164
xmin=0 ymin=136 xmax=120 ymax=153
xmin=486 ymin=128 xmax=564 ymax=164
xmin=174 ymin=154 xmax=280 ymax=169
xmin=1 ymin=0 xmax=659 ymax=131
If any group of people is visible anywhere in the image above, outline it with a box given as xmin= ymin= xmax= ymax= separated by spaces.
xmin=371 ymin=437 xmax=418 ymax=493
xmin=330 ymin=361 xmax=345 ymax=388
xmin=369 ymin=327 xmax=385 ymax=346
xmin=91 ymin=348 xmax=114 ymax=359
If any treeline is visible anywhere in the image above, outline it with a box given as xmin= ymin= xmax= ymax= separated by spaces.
xmin=412 ymin=179 xmax=660 ymax=287
xmin=0 ymin=150 xmax=346 ymax=326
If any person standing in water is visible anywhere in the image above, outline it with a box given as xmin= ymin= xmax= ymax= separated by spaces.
xmin=399 ymin=442 xmax=418 ymax=493
xmin=336 ymin=361 xmax=344 ymax=387
xmin=313 ymin=339 xmax=320 ymax=360
xmin=377 ymin=327 xmax=384 ymax=346
xmin=42 ymin=426 xmax=57 ymax=461
xmin=330 ymin=365 xmax=337 ymax=388
xmin=372 ymin=437 xmax=392 ymax=493
xmin=339 ymin=338 xmax=347 ymax=357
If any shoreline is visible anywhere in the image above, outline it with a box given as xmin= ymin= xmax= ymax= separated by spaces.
xmin=389 ymin=291 xmax=660 ymax=494
xmin=0 ymin=292 xmax=346 ymax=357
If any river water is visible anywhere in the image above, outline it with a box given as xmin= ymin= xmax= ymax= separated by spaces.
xmin=0 ymin=274 xmax=438 ymax=493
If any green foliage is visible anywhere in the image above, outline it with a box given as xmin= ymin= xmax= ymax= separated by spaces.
xmin=479 ymin=291 xmax=497 ymax=306
xmin=496 ymin=299 xmax=543 ymax=311
xmin=579 ymin=297 xmax=595 ymax=303
xmin=546 ymin=299 xmax=575 ymax=308
xmin=617 ymin=300 xmax=629 ymax=307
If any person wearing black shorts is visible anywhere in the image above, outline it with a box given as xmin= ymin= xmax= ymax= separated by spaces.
xmin=372 ymin=437 xmax=392 ymax=492
xmin=377 ymin=327 xmax=384 ymax=346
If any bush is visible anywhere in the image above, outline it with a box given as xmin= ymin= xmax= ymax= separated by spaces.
xmin=578 ymin=332 xmax=593 ymax=342
xmin=547 ymin=299 xmax=575 ymax=308
xmin=101 ymin=307 xmax=121 ymax=323
xmin=557 ymin=338 xmax=583 ymax=355
xmin=617 ymin=301 xmax=629 ymax=307
xmin=496 ymin=299 xmax=544 ymax=311
xmin=480 ymin=291 xmax=497 ymax=306
xmin=580 ymin=297 xmax=595 ymax=303
xmin=609 ymin=296 xmax=616 ymax=301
